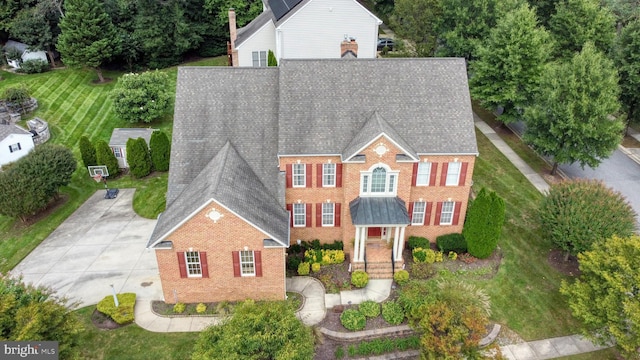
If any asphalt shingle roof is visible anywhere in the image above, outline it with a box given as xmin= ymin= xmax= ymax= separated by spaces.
xmin=108 ymin=128 xmax=155 ymax=146
xmin=0 ymin=124 xmax=31 ymax=139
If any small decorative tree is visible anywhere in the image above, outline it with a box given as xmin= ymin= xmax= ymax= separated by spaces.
xmin=540 ymin=179 xmax=637 ymax=260
xmin=126 ymin=137 xmax=151 ymax=178
xmin=149 ymin=130 xmax=170 ymax=171
xmin=79 ymin=135 xmax=97 ymax=168
xmin=95 ymin=140 xmax=119 ymax=177
xmin=267 ymin=50 xmax=278 ymax=66
xmin=464 ymin=188 xmax=505 ymax=259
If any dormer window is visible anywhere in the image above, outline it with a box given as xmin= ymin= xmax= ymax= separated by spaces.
xmin=360 ymin=164 xmax=398 ymax=196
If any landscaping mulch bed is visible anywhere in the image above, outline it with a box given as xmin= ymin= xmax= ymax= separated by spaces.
xmin=91 ymin=309 xmax=127 ymax=330
xmin=547 ymin=249 xmax=580 ymax=277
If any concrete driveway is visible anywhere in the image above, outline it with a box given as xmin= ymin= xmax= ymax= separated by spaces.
xmin=11 ymin=189 xmax=162 ymax=308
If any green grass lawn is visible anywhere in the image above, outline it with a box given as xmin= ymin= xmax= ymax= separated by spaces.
xmin=75 ymin=306 xmax=195 ymax=360
xmin=0 ymin=56 xmax=225 ymax=273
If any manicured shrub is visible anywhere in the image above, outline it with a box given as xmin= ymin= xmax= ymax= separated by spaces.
xmin=196 ymin=303 xmax=207 ymax=314
xmin=382 ymin=301 xmax=405 ymax=325
xmin=79 ymin=135 xmax=97 ymax=168
xmin=436 ymin=233 xmax=467 ymax=253
xmin=407 ymin=236 xmax=429 ymax=250
xmin=17 ymin=59 xmax=49 ymax=74
xmin=268 ymin=49 xmax=278 ymax=66
xmin=351 ymin=270 xmax=369 ymax=288
xmin=97 ymin=293 xmax=136 ymax=324
xmin=304 ymin=249 xmax=345 ymax=264
xmin=359 ymin=300 xmax=381 ymax=318
xmin=287 ymin=256 xmax=301 ymax=271
xmin=311 ymin=262 xmax=321 ymax=273
xmin=412 ymin=248 xmax=436 ymax=264
xmin=95 ymin=140 xmax=119 ymax=177
xmin=448 ymin=251 xmax=458 ymax=260
xmin=394 ymin=269 xmax=410 ymax=285
xmin=173 ymin=302 xmax=186 ymax=313
xmin=126 ymin=137 xmax=152 ymax=178
xmin=340 ymin=309 xmax=366 ymax=331
xmin=464 ymin=188 xmax=506 ymax=259
xmin=149 ymin=130 xmax=170 ymax=171
xmin=297 ymin=262 xmax=310 ymax=275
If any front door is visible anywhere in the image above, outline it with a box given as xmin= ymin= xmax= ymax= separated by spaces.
xmin=368 ymin=227 xmax=381 ymax=237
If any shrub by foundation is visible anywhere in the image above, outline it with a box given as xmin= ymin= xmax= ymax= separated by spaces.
xmin=97 ymin=293 xmax=136 ymax=324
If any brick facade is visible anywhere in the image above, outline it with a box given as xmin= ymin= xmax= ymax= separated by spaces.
xmin=281 ymin=136 xmax=476 ymax=261
xmin=155 ymin=203 xmax=286 ymax=304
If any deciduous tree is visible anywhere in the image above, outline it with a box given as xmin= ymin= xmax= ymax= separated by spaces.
xmin=111 ymin=70 xmax=171 ymax=124
xmin=523 ymin=42 xmax=623 ymax=174
xmin=469 ymin=4 xmax=552 ymax=123
xmin=549 ymin=0 xmax=616 ymax=60
xmin=539 ymin=180 xmax=636 ymax=260
xmin=560 ymin=235 xmax=640 ymax=357
xmin=191 ymin=300 xmax=314 ymax=360
xmin=149 ymin=130 xmax=170 ymax=171
xmin=615 ymin=19 xmax=640 ymax=130
xmin=391 ymin=0 xmax=442 ymax=56
xmin=57 ymin=0 xmax=118 ymax=82
xmin=463 ymin=188 xmax=505 ymax=259
xmin=9 ymin=0 xmax=60 ymax=66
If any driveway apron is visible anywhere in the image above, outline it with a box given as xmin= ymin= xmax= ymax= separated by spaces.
xmin=11 ymin=189 xmax=162 ymax=308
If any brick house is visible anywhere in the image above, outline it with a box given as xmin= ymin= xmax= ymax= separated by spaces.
xmin=147 ymin=58 xmax=478 ymax=303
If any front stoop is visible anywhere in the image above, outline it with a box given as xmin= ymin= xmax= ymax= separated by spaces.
xmin=352 ymin=261 xmax=403 ymax=279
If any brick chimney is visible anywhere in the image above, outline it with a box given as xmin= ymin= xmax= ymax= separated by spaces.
xmin=228 ymin=8 xmax=239 ymax=66
xmin=340 ymin=37 xmax=358 ymax=58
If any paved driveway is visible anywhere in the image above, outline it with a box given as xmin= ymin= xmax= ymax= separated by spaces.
xmin=11 ymin=189 xmax=162 ymax=308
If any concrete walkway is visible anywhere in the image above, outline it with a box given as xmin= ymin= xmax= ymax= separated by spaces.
xmin=501 ymin=335 xmax=610 ymax=360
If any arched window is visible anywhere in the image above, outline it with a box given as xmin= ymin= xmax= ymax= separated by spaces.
xmin=360 ymin=165 xmax=398 ymax=196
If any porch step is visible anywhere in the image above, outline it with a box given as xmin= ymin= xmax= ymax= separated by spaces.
xmin=352 ymin=261 xmax=403 ymax=279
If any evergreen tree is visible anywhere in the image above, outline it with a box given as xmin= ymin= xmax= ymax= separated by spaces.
xmin=469 ymin=4 xmax=552 ymax=123
xmin=463 ymin=188 xmax=505 ymax=259
xmin=267 ymin=50 xmax=277 ymax=66
xmin=549 ymin=0 xmax=616 ymax=60
xmin=126 ymin=137 xmax=151 ymax=178
xmin=79 ymin=135 xmax=97 ymax=168
xmin=95 ymin=140 xmax=119 ymax=177
xmin=615 ymin=19 xmax=640 ymax=130
xmin=56 ymin=0 xmax=118 ymax=82
xmin=149 ymin=130 xmax=170 ymax=171
xmin=523 ymin=42 xmax=623 ymax=175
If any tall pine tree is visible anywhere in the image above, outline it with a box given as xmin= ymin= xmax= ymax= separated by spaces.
xmin=57 ymin=0 xmax=118 ymax=82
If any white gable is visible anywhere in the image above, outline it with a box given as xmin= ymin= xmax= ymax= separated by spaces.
xmin=0 ymin=132 xmax=35 ymax=169
xmin=237 ymin=21 xmax=277 ymax=67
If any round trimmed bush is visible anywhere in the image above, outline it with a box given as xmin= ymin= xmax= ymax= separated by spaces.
xmin=297 ymin=262 xmax=310 ymax=275
xmin=311 ymin=262 xmax=321 ymax=272
xmin=407 ymin=236 xmax=429 ymax=250
xmin=382 ymin=301 xmax=405 ymax=325
xmin=359 ymin=300 xmax=380 ymax=318
xmin=394 ymin=269 xmax=410 ymax=285
xmin=351 ymin=270 xmax=369 ymax=288
xmin=340 ymin=309 xmax=366 ymax=331
xmin=173 ymin=303 xmax=186 ymax=313
xmin=196 ymin=303 xmax=207 ymax=313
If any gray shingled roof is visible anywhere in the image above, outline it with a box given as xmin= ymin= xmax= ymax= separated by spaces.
xmin=0 ymin=124 xmax=31 ymax=139
xmin=342 ymin=111 xmax=417 ymax=161
xmin=349 ymin=197 xmax=410 ymax=225
xmin=277 ymin=58 xmax=478 ymax=156
xmin=108 ymin=128 xmax=155 ymax=147
xmin=148 ymin=141 xmax=289 ymax=248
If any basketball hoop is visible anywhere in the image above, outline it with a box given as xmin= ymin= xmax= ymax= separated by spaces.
xmin=92 ymin=174 xmax=102 ymax=183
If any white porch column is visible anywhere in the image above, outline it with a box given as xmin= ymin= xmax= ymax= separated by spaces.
xmin=359 ymin=227 xmax=366 ymax=261
xmin=396 ymin=227 xmax=406 ymax=261
xmin=353 ymin=226 xmax=361 ymax=263
xmin=393 ymin=226 xmax=401 ymax=260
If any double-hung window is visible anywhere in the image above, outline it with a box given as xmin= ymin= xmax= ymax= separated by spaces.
xmin=293 ymin=203 xmax=306 ymax=227
xmin=412 ymin=202 xmax=426 ymax=225
xmin=440 ymin=201 xmax=455 ymax=225
xmin=322 ymin=203 xmax=335 ymax=226
xmin=8 ymin=143 xmax=21 ymax=153
xmin=416 ymin=162 xmax=432 ymax=186
xmin=240 ymin=250 xmax=255 ymax=276
xmin=185 ymin=251 xmax=202 ymax=277
xmin=113 ymin=147 xmax=122 ymax=158
xmin=323 ymin=163 xmax=336 ymax=187
xmin=252 ymin=51 xmax=267 ymax=67
xmin=293 ymin=164 xmax=306 ymax=187
xmin=445 ymin=162 xmax=461 ymax=186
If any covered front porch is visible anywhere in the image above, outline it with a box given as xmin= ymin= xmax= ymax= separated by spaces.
xmin=349 ymin=197 xmax=410 ymax=278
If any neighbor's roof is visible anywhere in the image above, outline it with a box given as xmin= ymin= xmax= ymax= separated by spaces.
xmin=147 ymin=141 xmax=289 ymax=248
xmin=4 ymin=40 xmax=27 ymax=53
xmin=0 ymin=124 xmax=32 ymax=139
xmin=109 ymin=128 xmax=155 ymax=146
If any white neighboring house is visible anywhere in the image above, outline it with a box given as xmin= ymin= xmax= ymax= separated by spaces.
xmin=229 ymin=0 xmax=382 ymax=67
xmin=109 ymin=128 xmax=155 ymax=168
xmin=0 ymin=124 xmax=35 ymax=169
xmin=4 ymin=40 xmax=48 ymax=69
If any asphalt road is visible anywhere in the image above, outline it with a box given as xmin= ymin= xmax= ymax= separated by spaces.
xmin=509 ymin=121 xmax=640 ymax=226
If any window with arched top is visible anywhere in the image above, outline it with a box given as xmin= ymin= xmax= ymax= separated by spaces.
xmin=361 ymin=165 xmax=398 ymax=196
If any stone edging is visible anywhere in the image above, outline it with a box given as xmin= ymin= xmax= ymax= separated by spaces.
xmin=320 ymin=325 xmax=414 ymax=342
xmin=479 ymin=324 xmax=501 ymax=347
